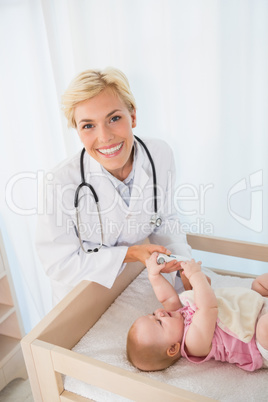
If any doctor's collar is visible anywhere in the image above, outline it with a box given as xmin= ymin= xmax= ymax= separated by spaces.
xmin=100 ymin=141 xmax=137 ymax=188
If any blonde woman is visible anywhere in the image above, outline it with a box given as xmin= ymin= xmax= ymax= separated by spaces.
xmin=36 ymin=67 xmax=191 ymax=304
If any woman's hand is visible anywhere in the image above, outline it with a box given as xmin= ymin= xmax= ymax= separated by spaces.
xmin=124 ymin=244 xmax=181 ymax=272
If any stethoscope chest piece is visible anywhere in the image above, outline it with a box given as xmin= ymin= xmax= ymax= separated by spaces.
xmin=150 ymin=214 xmax=162 ymax=227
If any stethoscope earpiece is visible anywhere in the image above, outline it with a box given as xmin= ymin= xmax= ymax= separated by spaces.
xmin=87 ymin=249 xmax=99 ymax=253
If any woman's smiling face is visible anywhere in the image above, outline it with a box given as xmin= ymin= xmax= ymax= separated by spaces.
xmin=74 ymin=88 xmax=136 ymax=181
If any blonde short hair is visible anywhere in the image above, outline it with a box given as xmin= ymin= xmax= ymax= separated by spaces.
xmin=61 ymin=67 xmax=137 ymax=128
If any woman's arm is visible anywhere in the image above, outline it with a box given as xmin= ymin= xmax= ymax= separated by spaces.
xmin=36 ymin=205 xmax=180 ymax=304
xmin=125 ymin=244 xmax=181 ymax=272
xmin=181 ymin=260 xmax=218 ymax=357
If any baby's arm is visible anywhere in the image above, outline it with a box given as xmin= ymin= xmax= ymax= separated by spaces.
xmin=146 ymin=253 xmax=182 ymax=311
xmin=252 ymin=273 xmax=268 ymax=297
xmin=181 ymin=259 xmax=218 ymax=357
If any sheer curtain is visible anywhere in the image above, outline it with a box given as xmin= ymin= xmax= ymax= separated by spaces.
xmin=1 ymin=0 xmax=267 ymax=332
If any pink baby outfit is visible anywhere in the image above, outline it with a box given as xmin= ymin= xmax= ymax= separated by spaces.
xmin=179 ymin=305 xmax=263 ymax=372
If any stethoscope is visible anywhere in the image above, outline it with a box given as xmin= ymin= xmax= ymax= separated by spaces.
xmin=74 ymin=135 xmax=162 ymax=254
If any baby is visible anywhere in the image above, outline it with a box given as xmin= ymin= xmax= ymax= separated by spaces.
xmin=127 ymin=254 xmax=268 ymax=372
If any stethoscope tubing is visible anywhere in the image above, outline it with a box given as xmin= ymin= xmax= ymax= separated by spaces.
xmin=74 ymin=136 xmax=161 ymax=253
xmin=133 ymin=135 xmax=158 ymax=215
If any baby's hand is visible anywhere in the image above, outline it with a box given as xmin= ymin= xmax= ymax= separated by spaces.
xmin=180 ymin=259 xmax=202 ymax=280
xmin=145 ymin=252 xmax=163 ymax=276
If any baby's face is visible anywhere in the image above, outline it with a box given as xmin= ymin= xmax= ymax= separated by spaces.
xmin=135 ymin=308 xmax=184 ymax=349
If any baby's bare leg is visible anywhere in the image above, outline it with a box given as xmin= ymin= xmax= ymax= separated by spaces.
xmin=256 ymin=312 xmax=268 ymax=350
xmin=251 ymin=273 xmax=268 ymax=297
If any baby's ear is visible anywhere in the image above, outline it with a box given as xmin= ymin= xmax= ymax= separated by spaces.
xmin=167 ymin=343 xmax=180 ymax=357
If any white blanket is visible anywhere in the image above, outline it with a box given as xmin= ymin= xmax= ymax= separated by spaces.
xmin=180 ymin=287 xmax=264 ymax=342
xmin=64 ymin=268 xmax=268 ymax=402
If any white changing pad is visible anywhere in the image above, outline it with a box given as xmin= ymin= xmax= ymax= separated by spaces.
xmin=64 ymin=268 xmax=268 ymax=401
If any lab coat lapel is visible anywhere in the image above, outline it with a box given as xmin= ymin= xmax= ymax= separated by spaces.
xmin=83 ymin=151 xmax=128 ymax=217
xmin=127 ymin=140 xmax=150 ymax=214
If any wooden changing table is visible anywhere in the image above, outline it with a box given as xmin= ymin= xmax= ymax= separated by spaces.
xmin=0 ymin=231 xmax=27 ymax=391
xmin=21 ymin=234 xmax=268 ymax=402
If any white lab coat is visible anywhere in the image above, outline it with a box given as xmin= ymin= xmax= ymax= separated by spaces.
xmin=36 ymin=138 xmax=191 ymax=304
